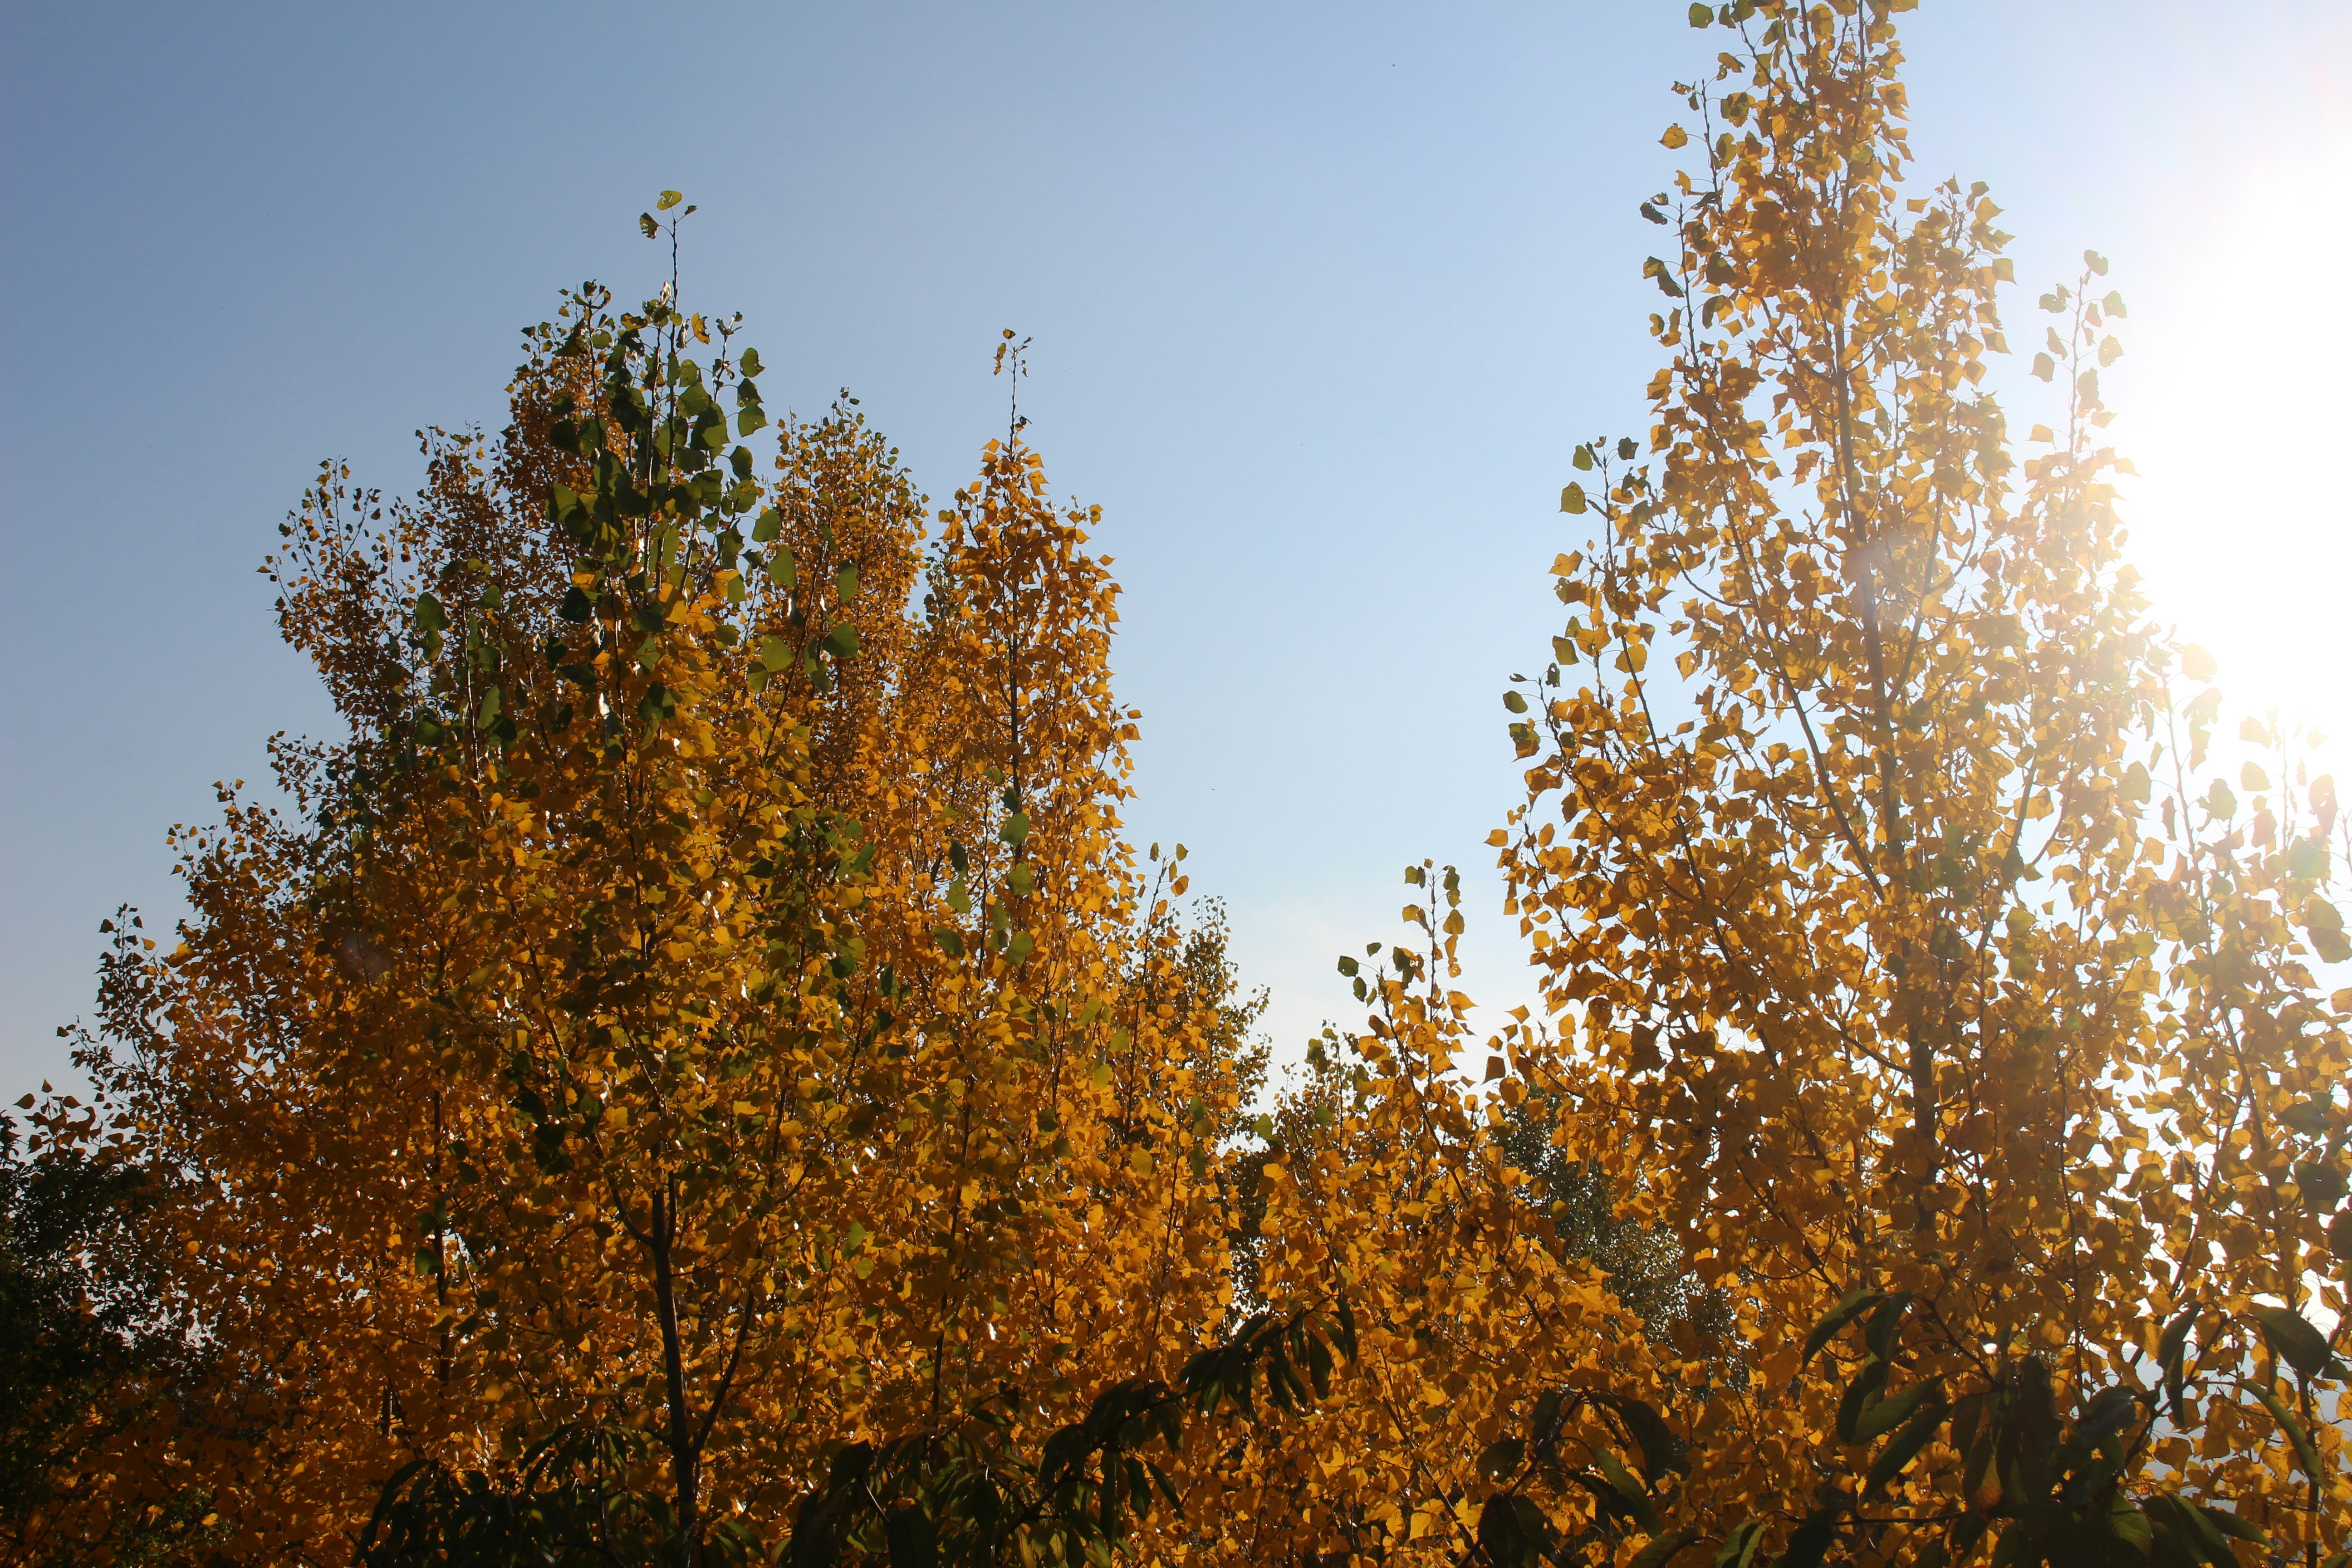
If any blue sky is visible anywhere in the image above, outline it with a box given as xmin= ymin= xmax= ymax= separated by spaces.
xmin=5 ymin=2 xmax=2348 ymax=1099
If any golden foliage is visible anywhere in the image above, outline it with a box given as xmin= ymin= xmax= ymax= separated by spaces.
xmin=47 ymin=278 xmax=1272 ymax=1563
xmin=17 ymin=5 xmax=2350 ymax=1566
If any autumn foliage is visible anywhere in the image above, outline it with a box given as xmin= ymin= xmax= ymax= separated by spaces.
xmin=11 ymin=5 xmax=2350 ymax=1567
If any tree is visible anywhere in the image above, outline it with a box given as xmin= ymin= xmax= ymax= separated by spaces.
xmin=58 ymin=210 xmax=1311 ymax=1565
xmin=1179 ymin=3 xmax=2349 ymax=1564
xmin=1493 ymin=1086 xmax=1729 ymax=1350
xmin=1462 ymin=1 xmax=2348 ymax=1562
xmin=37 ymin=7 xmax=2352 ymax=1566
xmin=0 ymin=1101 xmax=215 ymax=1565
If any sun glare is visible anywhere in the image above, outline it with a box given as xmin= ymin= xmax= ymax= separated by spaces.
xmin=2119 ymin=136 xmax=2352 ymax=774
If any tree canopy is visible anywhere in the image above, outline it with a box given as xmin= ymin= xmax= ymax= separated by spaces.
xmin=10 ymin=5 xmax=2348 ymax=1567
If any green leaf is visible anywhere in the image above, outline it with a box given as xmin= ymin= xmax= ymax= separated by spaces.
xmin=1863 ymin=1294 xmax=1911 ymax=1362
xmin=1476 ymin=1494 xmax=1534 ymax=1568
xmin=999 ymin=812 xmax=1030 ymax=848
xmin=1503 ymin=691 xmax=1529 ymax=714
xmin=740 ymin=348 xmax=763 ymax=377
xmin=1560 ymin=482 xmax=1588 ymax=515
xmin=2147 ymin=1491 xmax=2233 ymax=1568
xmin=2239 ymin=1377 xmax=2325 ymax=1483
xmin=837 ymin=563 xmax=860 ymax=603
xmin=2155 ymin=1306 xmax=2198 ymax=1373
xmin=2106 ymin=1499 xmax=2152 ymax=1556
xmin=1573 ymin=444 xmax=1594 ymax=471
xmin=2195 ymin=1505 xmax=2268 ymax=1547
xmin=1628 ymin=1528 xmax=1698 ymax=1568
xmin=1687 ymin=3 xmax=1714 ymax=25
xmin=1712 ymin=1521 xmax=1765 ymax=1568
xmin=1552 ymin=636 xmax=1576 ymax=664
xmin=1592 ymin=1448 xmax=1658 ymax=1534
xmin=1863 ymin=1397 xmax=1947 ymax=1493
xmin=559 ymin=584 xmax=594 ymax=623
xmin=2248 ymin=1304 xmax=2338 ymax=1380
xmin=2280 ymin=1101 xmax=2333 ymax=1141
xmin=637 ymin=683 xmax=675 ymax=730
xmin=1854 ymin=1379 xmax=1938 ymax=1443
xmin=475 ymin=685 xmax=502 ymax=728
xmin=413 ymin=592 xmax=447 ymax=634
xmin=2157 ymin=1306 xmax=2199 ymax=1422
xmin=1836 ymin=1358 xmax=1888 ymax=1443
xmin=1798 ymin=1289 xmax=1882 ymax=1378
xmin=737 ymin=405 xmax=767 ymax=436
xmin=1616 ymin=437 xmax=1636 ymax=460
xmin=933 ymin=927 xmax=966 ymax=959
xmin=639 ymin=213 xmax=657 ymax=238
xmin=822 ymin=624 xmax=859 ymax=660
xmin=752 ymin=507 xmax=782 ymax=544
xmin=2075 ymin=1384 xmax=2141 ymax=1444
xmin=658 ymin=190 xmax=684 ymax=211
xmin=767 ymin=548 xmax=798 ymax=588
xmin=1587 ymin=1392 xmax=1686 ymax=1482
xmin=1476 ymin=1436 xmax=1524 ymax=1481
xmin=760 ymin=635 xmax=793 ymax=674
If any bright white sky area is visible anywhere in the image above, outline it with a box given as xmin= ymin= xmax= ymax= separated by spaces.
xmin=2 ymin=2 xmax=2348 ymax=1098
xmin=2122 ymin=132 xmax=2352 ymax=768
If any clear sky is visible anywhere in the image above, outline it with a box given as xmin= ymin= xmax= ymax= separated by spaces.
xmin=5 ymin=2 xmax=2348 ymax=1101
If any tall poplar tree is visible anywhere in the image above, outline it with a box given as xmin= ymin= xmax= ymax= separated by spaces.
xmin=1234 ymin=2 xmax=2350 ymax=1563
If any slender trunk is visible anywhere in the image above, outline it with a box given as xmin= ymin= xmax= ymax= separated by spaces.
xmin=649 ymin=1176 xmax=698 ymax=1558
xmin=1829 ymin=315 xmax=1937 ymax=1186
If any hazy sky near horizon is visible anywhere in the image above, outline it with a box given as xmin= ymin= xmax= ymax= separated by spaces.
xmin=5 ymin=2 xmax=2349 ymax=1099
